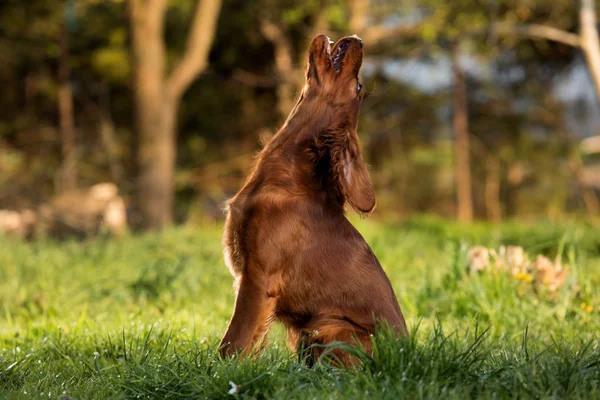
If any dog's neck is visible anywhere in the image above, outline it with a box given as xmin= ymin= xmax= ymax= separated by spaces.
xmin=282 ymin=98 xmax=330 ymax=136
xmin=272 ymin=94 xmax=357 ymax=148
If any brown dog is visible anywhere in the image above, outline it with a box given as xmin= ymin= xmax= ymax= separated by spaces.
xmin=219 ymin=34 xmax=407 ymax=365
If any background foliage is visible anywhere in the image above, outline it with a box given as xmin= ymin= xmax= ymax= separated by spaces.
xmin=1 ymin=0 xmax=600 ymax=224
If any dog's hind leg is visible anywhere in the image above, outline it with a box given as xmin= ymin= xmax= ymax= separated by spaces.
xmin=300 ymin=316 xmax=373 ymax=367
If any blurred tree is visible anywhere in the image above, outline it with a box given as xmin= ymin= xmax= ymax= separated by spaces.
xmin=0 ymin=0 xmax=132 ymax=204
xmin=413 ymin=0 xmax=496 ymax=221
xmin=127 ymin=0 xmax=222 ymax=230
xmin=451 ymin=41 xmax=473 ymax=221
xmin=58 ymin=0 xmax=77 ymax=192
xmin=489 ymin=0 xmax=600 ymax=217
xmin=490 ymin=0 xmax=600 ymax=101
xmin=580 ymin=0 xmax=600 ymax=101
xmin=392 ymin=0 xmax=600 ymax=220
xmin=491 ymin=0 xmax=600 ymax=101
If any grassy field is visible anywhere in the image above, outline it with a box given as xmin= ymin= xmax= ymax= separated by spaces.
xmin=1 ymin=216 xmax=600 ymax=399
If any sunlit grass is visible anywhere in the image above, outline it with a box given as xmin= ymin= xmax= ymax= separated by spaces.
xmin=1 ymin=217 xmax=599 ymax=398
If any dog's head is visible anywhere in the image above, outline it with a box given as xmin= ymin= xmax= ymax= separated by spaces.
xmin=299 ymin=34 xmax=375 ymax=215
xmin=302 ymin=34 xmax=364 ymax=119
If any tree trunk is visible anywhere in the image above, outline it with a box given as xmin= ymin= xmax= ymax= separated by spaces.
xmin=451 ymin=43 xmax=474 ymax=221
xmin=129 ymin=0 xmax=171 ymax=229
xmin=128 ymin=0 xmax=222 ymax=230
xmin=128 ymin=0 xmax=171 ymax=229
xmin=580 ymin=0 xmax=600 ymax=101
xmin=136 ymin=101 xmax=177 ymax=229
xmin=58 ymin=24 xmax=77 ymax=192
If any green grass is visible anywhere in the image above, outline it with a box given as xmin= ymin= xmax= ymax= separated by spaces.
xmin=1 ymin=217 xmax=600 ymax=399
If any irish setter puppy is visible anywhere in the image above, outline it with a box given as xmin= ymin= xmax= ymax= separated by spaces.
xmin=219 ymin=34 xmax=407 ymax=365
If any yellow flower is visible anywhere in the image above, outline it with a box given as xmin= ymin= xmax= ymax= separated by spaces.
xmin=515 ymin=273 xmax=533 ymax=282
xmin=586 ymin=305 xmax=593 ymax=313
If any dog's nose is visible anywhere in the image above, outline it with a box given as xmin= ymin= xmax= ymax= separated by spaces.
xmin=351 ymin=34 xmax=363 ymax=48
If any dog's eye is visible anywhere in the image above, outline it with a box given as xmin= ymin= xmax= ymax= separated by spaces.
xmin=357 ymin=82 xmax=362 ymax=92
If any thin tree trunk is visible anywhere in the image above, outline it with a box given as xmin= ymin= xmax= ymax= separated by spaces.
xmin=569 ymin=152 xmax=600 ymax=217
xmin=451 ymin=42 xmax=473 ymax=221
xmin=580 ymin=0 xmax=600 ymax=101
xmin=485 ymin=156 xmax=502 ymax=222
xmin=58 ymin=24 xmax=77 ymax=192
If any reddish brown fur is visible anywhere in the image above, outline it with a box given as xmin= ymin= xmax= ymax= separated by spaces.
xmin=219 ymin=34 xmax=407 ymax=366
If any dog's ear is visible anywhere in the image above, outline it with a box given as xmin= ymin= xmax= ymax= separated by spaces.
xmin=306 ymin=34 xmax=332 ymax=85
xmin=318 ymin=127 xmax=376 ymax=215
